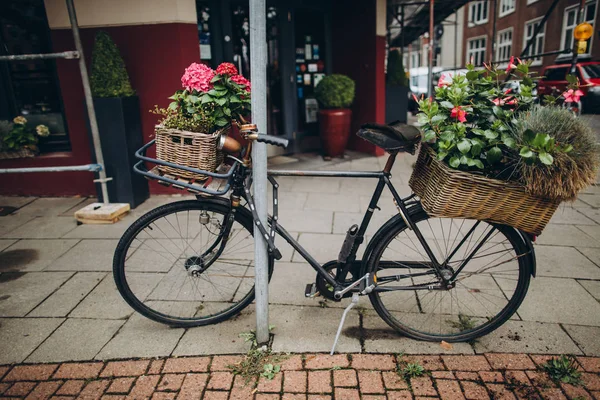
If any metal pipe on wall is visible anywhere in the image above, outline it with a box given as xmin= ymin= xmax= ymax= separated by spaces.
xmin=249 ymin=0 xmax=270 ymax=346
xmin=65 ymin=0 xmax=110 ymax=204
xmin=427 ymin=0 xmax=434 ymax=98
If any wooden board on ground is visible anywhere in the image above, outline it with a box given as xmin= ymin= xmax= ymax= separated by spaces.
xmin=74 ymin=202 xmax=130 ymax=224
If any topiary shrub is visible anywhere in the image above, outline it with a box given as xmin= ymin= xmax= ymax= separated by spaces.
xmin=90 ymin=31 xmax=135 ymax=98
xmin=314 ymin=74 xmax=355 ymax=109
xmin=387 ymin=49 xmax=407 ymax=86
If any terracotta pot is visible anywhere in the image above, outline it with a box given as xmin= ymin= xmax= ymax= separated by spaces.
xmin=318 ymin=109 xmax=352 ymax=158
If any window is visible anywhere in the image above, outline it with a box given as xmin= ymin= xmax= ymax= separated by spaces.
xmin=499 ymin=0 xmax=516 ymax=17
xmin=561 ymin=1 xmax=596 ymax=57
xmin=496 ymin=28 xmax=513 ymax=63
xmin=0 ymin=0 xmax=70 ymax=153
xmin=467 ymin=36 xmax=487 ymax=66
xmin=469 ymin=1 xmax=489 ymax=25
xmin=410 ymin=51 xmax=421 ymax=68
xmin=523 ymin=18 xmax=545 ymax=65
xmin=581 ymin=64 xmax=600 ymax=79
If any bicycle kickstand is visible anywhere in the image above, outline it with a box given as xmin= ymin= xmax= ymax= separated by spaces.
xmin=330 ymin=293 xmax=359 ymax=355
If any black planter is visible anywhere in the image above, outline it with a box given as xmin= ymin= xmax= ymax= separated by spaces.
xmin=385 ymin=85 xmax=409 ymax=124
xmin=88 ymin=96 xmax=149 ymax=208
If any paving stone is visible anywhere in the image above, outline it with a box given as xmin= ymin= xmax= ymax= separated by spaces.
xmin=0 ymin=239 xmax=16 ymax=251
xmin=106 ymin=377 xmax=135 ymax=394
xmin=563 ymin=325 xmax=600 ymax=356
xmin=283 ymin=370 xmax=307 ymax=393
xmin=534 ymin=245 xmax=600 ymax=279
xmin=304 ymin=193 xmax=360 ymax=212
xmin=0 ymin=318 xmax=64 ymax=364
xmin=410 ymin=376 xmax=437 ymax=396
xmin=577 ymin=247 xmax=600 ymax=268
xmin=443 ymin=356 xmax=491 ymax=371
xmin=480 ymin=371 xmax=504 ymax=383
xmin=503 ymin=277 xmax=600 ymax=326
xmin=292 ymin=233 xmax=365 ymax=263
xmin=361 ymin=315 xmax=474 ymax=354
xmin=0 ymin=195 xmax=37 ymax=209
xmin=148 ymin=359 xmax=165 ymax=375
xmin=460 ymin=381 xmax=490 ymax=399
xmin=473 ymin=320 xmax=582 ymax=354
xmin=579 ymin=280 xmax=600 ymax=301
xmin=402 ymin=356 xmax=445 ymax=371
xmin=26 ymin=318 xmax=124 ymax=363
xmin=257 ymin=373 xmax=282 ymax=392
xmin=577 ymin=357 xmax=600 ymax=373
xmin=14 ymin=197 xmax=85 ymax=217
xmin=277 ymin=209 xmax=333 ymax=234
xmin=305 ymin=354 xmax=349 ymax=370
xmin=128 ymin=375 xmax=160 ymax=398
xmin=382 ymin=371 xmax=408 ymax=389
xmin=333 ymin=387 xmax=360 ymax=400
xmin=578 ymin=207 xmax=600 ymax=225
xmin=290 ymin=177 xmax=340 ymax=194
xmin=70 ymin=273 xmax=162 ymax=320
xmin=100 ymin=360 xmax=150 ymax=377
xmin=332 ymin=211 xmax=391 ymax=236
xmin=270 ymin=305 xmax=361 ymax=353
xmin=61 ymin=216 xmax=136 ymax=239
xmin=308 ymin=370 xmax=331 ymax=393
xmin=333 ymin=369 xmax=356 ymax=387
xmin=549 ymin=206 xmax=597 ymax=225
xmin=351 ymin=354 xmax=395 ymax=370
xmin=96 ymin=308 xmax=187 ymax=360
xmin=53 ymin=363 xmax=104 ymax=380
xmin=386 ymin=391 xmax=412 ymax=400
xmin=0 ymin=239 xmax=79 ymax=272
xmin=435 ymin=379 xmax=465 ymax=399
xmin=0 ymin=271 xmax=73 ymax=316
xmin=280 ymin=355 xmax=303 ymax=371
xmin=162 ymin=357 xmax=210 ymax=374
xmin=210 ymin=356 xmax=244 ymax=371
xmin=29 ymin=272 xmax=106 ymax=317
xmin=45 ymin=240 xmax=118 ymax=272
xmin=172 ymin=306 xmax=254 ymax=356
xmin=177 ymin=373 xmax=208 ymax=399
xmin=77 ymin=379 xmax=110 ymax=399
xmin=0 ymin=214 xmax=36 ymax=236
xmin=3 ymin=217 xmax=76 ymax=239
xmin=536 ymin=225 xmax=599 ymax=247
xmin=56 ymin=380 xmax=85 ymax=396
xmin=4 ymin=381 xmax=37 ymax=396
xmin=357 ymin=371 xmax=384 ymax=394
xmin=3 ymin=364 xmax=58 ymax=381
xmin=578 ymin=193 xmax=600 ymax=208
xmin=27 ymin=380 xmax=62 ymax=399
xmin=484 ymin=354 xmax=535 ymax=370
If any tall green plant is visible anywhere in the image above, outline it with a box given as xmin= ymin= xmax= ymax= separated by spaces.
xmin=387 ymin=50 xmax=407 ymax=86
xmin=90 ymin=31 xmax=135 ymax=98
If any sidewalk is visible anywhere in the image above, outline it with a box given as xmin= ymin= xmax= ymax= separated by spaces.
xmin=1 ymin=353 xmax=599 ymax=399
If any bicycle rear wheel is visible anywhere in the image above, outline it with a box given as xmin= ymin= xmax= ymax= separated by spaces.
xmin=113 ymin=198 xmax=273 ymax=327
xmin=367 ymin=204 xmax=532 ymax=342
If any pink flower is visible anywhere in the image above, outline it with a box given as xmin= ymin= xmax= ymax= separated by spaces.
xmin=563 ymin=89 xmax=584 ymax=103
xmin=506 ymin=56 xmax=517 ymax=73
xmin=450 ymin=106 xmax=467 ymax=123
xmin=437 ymin=74 xmax=448 ymax=88
xmin=412 ymin=93 xmax=419 ymax=102
xmin=505 ymin=97 xmax=517 ymax=105
xmin=216 ymin=62 xmax=238 ymax=76
xmin=181 ymin=63 xmax=215 ymax=92
xmin=231 ymin=74 xmax=251 ymax=92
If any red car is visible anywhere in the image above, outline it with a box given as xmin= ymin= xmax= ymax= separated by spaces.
xmin=537 ymin=62 xmax=600 ymax=113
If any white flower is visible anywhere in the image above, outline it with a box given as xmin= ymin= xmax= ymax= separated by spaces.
xmin=13 ymin=116 xmax=27 ymax=125
xmin=36 ymin=125 xmax=50 ymax=137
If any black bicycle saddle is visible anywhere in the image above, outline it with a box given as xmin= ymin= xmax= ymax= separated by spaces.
xmin=356 ymin=121 xmax=421 ymax=154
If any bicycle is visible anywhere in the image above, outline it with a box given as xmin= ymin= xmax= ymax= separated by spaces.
xmin=113 ymin=122 xmax=536 ymax=344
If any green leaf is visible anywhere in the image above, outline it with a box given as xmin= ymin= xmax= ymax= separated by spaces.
xmin=431 ymin=114 xmax=447 ymax=123
xmin=423 ymin=130 xmax=436 ymax=142
xmin=539 ymin=151 xmax=554 ymax=165
xmin=210 ymin=75 xmax=221 ymax=83
xmin=187 ymin=95 xmax=199 ymax=103
xmin=437 ymin=151 xmax=448 ymax=161
xmin=532 ymin=133 xmax=550 ymax=148
xmin=473 ymin=159 xmax=484 ymax=169
xmin=168 ymin=101 xmax=178 ymax=110
xmin=215 ymin=118 xmax=228 ymax=127
xmin=457 ymin=139 xmax=471 ymax=154
xmin=484 ymin=130 xmax=499 ymax=139
xmin=230 ymin=95 xmax=241 ymax=103
xmin=223 ymin=107 xmax=231 ymax=117
xmin=440 ymin=101 xmax=455 ymax=109
xmin=417 ymin=113 xmax=429 ymax=125
xmin=186 ymin=106 xmax=195 ymax=114
xmin=466 ymin=70 xmax=479 ymax=81
xmin=470 ymin=141 xmax=482 ymax=156
xmin=523 ymin=129 xmax=535 ymax=144
xmin=201 ymin=94 xmax=212 ymax=104
xmin=460 ymin=155 xmax=469 ymax=165
xmin=562 ymin=144 xmax=573 ymax=153
xmin=439 ymin=132 xmax=455 ymax=142
xmin=502 ymin=135 xmax=516 ymax=149
xmin=215 ymin=97 xmax=227 ymax=106
xmin=492 ymin=106 xmax=503 ymax=118
xmin=486 ymin=147 xmax=502 ymax=163
xmin=472 ymin=128 xmax=486 ymax=136
xmin=520 ymin=146 xmax=534 ymax=158
xmin=449 ymin=156 xmax=460 ymax=168
xmin=467 ymin=158 xmax=476 ymax=167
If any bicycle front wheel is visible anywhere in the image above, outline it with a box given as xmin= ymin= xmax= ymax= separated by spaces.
xmin=367 ymin=204 xmax=532 ymax=342
xmin=113 ymin=199 xmax=273 ymax=327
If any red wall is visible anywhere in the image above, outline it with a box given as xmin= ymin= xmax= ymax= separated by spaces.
xmin=331 ymin=0 xmax=386 ymax=157
xmin=0 ymin=23 xmax=199 ymax=196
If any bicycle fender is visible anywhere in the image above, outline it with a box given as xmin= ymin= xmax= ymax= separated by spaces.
xmin=518 ymin=230 xmax=537 ymax=278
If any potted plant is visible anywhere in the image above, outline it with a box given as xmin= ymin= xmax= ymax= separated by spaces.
xmin=314 ymin=74 xmax=355 ymax=158
xmin=152 ymin=62 xmax=250 ymax=180
xmin=0 ymin=117 xmax=49 ymax=159
xmin=410 ymin=58 xmax=600 ymax=235
xmin=385 ymin=49 xmax=409 ymax=123
xmin=89 ymin=31 xmax=148 ymax=208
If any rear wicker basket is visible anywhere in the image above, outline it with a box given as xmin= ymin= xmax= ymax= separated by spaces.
xmin=408 ymin=145 xmax=560 ymax=235
xmin=155 ymin=125 xmax=226 ymax=181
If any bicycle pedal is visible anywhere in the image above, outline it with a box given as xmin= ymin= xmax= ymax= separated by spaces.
xmin=305 ymin=283 xmax=319 ymax=298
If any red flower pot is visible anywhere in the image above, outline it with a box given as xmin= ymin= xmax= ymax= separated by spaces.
xmin=318 ymin=109 xmax=352 ymax=158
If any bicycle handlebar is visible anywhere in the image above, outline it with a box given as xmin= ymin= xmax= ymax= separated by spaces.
xmin=255 ymin=134 xmax=289 ymax=148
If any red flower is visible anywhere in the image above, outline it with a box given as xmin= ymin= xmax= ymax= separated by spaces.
xmin=412 ymin=93 xmax=419 ymax=103
xmin=563 ymin=89 xmax=584 ymax=103
xmin=450 ymin=106 xmax=467 ymax=123
xmin=216 ymin=62 xmax=238 ymax=76
xmin=231 ymin=74 xmax=251 ymax=92
xmin=506 ymin=56 xmax=517 ymax=73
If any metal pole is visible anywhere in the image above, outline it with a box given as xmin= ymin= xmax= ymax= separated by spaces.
xmin=66 ymin=0 xmax=110 ymax=204
xmin=250 ymin=0 xmax=270 ymax=346
xmin=569 ymin=0 xmax=586 ymax=75
xmin=0 ymin=51 xmax=79 ymax=61
xmin=491 ymin=0 xmax=497 ymax=63
xmin=454 ymin=9 xmax=458 ymax=70
xmin=400 ymin=6 xmax=405 ymax=61
xmin=427 ymin=0 xmax=434 ymax=98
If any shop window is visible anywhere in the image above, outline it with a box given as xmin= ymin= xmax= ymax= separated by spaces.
xmin=499 ymin=0 xmax=516 ymax=17
xmin=469 ymin=1 xmax=489 ymax=26
xmin=196 ymin=3 xmax=213 ymax=63
xmin=496 ymin=28 xmax=513 ymax=64
xmin=0 ymin=0 xmax=70 ymax=153
xmin=466 ymin=36 xmax=486 ymax=66
xmin=561 ymin=1 xmax=596 ymax=58
xmin=523 ymin=18 xmax=545 ymax=66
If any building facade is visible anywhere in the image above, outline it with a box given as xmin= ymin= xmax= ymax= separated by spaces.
xmin=462 ymin=0 xmax=599 ymax=72
xmin=0 ymin=0 xmax=388 ymax=196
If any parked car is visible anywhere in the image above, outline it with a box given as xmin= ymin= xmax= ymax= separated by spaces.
xmin=537 ymin=62 xmax=600 ymax=113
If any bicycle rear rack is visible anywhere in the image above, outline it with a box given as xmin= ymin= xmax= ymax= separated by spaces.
xmin=134 ymin=140 xmax=239 ymax=196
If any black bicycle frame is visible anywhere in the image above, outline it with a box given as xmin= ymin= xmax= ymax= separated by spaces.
xmin=231 ymin=162 xmax=445 ymax=291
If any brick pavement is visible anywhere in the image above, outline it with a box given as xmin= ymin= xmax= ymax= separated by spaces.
xmin=1 ymin=353 xmax=599 ymax=399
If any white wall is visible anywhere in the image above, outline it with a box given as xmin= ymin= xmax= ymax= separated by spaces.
xmin=438 ymin=6 xmax=464 ymax=69
xmin=44 ymin=0 xmax=197 ymax=29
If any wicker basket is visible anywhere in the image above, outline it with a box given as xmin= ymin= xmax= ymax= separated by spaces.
xmin=155 ymin=125 xmax=226 ymax=181
xmin=408 ymin=145 xmax=560 ymax=235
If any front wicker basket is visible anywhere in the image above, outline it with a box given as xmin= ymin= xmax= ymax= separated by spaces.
xmin=155 ymin=125 xmax=226 ymax=181
xmin=408 ymin=145 xmax=560 ymax=235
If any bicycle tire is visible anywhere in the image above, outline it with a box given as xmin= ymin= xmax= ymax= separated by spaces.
xmin=113 ymin=198 xmax=274 ymax=327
